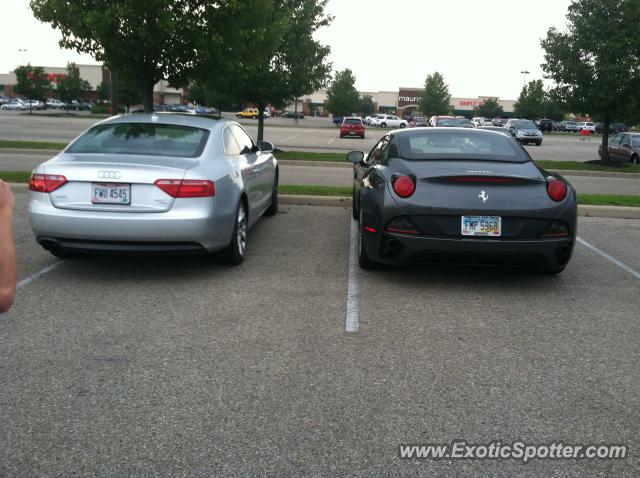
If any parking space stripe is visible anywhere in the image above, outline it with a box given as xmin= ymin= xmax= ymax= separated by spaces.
xmin=16 ymin=260 xmax=64 ymax=290
xmin=345 ymin=219 xmax=360 ymax=332
xmin=577 ymin=237 xmax=640 ymax=280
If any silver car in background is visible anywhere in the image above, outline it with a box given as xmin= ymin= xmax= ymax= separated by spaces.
xmin=28 ymin=114 xmax=278 ymax=264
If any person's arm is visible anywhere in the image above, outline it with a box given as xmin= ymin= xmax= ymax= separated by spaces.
xmin=0 ymin=180 xmax=16 ymax=313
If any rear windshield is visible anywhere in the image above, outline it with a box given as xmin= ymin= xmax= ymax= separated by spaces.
xmin=67 ymin=123 xmax=210 ymax=158
xmin=344 ymin=118 xmax=363 ymax=125
xmin=398 ymin=130 xmax=528 ymax=162
xmin=436 ymin=118 xmax=462 ymax=127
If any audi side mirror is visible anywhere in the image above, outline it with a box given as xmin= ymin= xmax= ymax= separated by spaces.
xmin=347 ymin=151 xmax=364 ymax=163
xmin=258 ymin=141 xmax=274 ymax=153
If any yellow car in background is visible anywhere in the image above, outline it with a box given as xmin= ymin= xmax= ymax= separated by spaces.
xmin=236 ymin=108 xmax=259 ymax=119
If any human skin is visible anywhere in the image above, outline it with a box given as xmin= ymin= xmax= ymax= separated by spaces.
xmin=0 ymin=180 xmax=16 ymax=313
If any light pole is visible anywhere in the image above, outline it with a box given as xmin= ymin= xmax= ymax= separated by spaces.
xmin=520 ymin=70 xmax=530 ymax=87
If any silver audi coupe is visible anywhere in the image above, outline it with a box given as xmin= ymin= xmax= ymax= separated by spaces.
xmin=28 ymin=114 xmax=278 ymax=264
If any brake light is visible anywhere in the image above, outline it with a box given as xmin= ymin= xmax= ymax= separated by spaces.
xmin=29 ymin=174 xmax=67 ymax=193
xmin=155 ymin=179 xmax=215 ymax=198
xmin=392 ymin=175 xmax=415 ymax=198
xmin=547 ymin=179 xmax=567 ymax=202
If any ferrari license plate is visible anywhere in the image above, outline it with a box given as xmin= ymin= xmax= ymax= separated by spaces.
xmin=461 ymin=215 xmax=501 ymax=237
xmin=91 ymin=183 xmax=131 ymax=204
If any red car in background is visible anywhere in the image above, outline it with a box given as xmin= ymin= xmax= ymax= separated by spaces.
xmin=409 ymin=116 xmax=429 ymax=127
xmin=340 ymin=117 xmax=365 ymax=139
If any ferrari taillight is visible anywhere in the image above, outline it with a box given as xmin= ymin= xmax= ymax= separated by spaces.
xmin=155 ymin=179 xmax=215 ymax=198
xmin=392 ymin=175 xmax=415 ymax=198
xmin=29 ymin=174 xmax=67 ymax=193
xmin=547 ymin=179 xmax=567 ymax=202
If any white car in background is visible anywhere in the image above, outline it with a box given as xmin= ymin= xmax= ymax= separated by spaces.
xmin=46 ymin=99 xmax=65 ymax=109
xmin=371 ymin=114 xmax=407 ymax=128
xmin=1 ymin=100 xmax=26 ymax=111
xmin=578 ymin=121 xmax=596 ymax=132
xmin=366 ymin=114 xmax=384 ymax=125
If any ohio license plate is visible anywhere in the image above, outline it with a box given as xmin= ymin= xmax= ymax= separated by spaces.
xmin=461 ymin=215 xmax=501 ymax=237
xmin=91 ymin=183 xmax=131 ymax=204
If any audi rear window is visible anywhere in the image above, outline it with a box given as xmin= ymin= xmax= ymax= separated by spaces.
xmin=67 ymin=123 xmax=210 ymax=158
xmin=398 ymin=130 xmax=528 ymax=162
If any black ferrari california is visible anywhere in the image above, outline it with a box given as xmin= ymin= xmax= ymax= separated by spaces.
xmin=348 ymin=128 xmax=577 ymax=273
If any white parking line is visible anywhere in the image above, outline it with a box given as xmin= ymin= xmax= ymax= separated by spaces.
xmin=16 ymin=260 xmax=64 ymax=290
xmin=577 ymin=237 xmax=640 ymax=279
xmin=345 ymin=219 xmax=360 ymax=332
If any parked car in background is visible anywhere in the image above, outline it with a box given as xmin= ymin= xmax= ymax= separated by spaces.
xmin=428 ymin=116 xmax=462 ymax=127
xmin=236 ymin=108 xmax=260 ymax=119
xmin=1 ymin=100 xmax=26 ymax=111
xmin=538 ymin=118 xmax=553 ymax=132
xmin=372 ymin=114 xmax=407 ymax=128
xmin=459 ymin=118 xmax=475 ymax=128
xmin=552 ymin=121 xmax=564 ymax=131
xmin=27 ymin=114 xmax=279 ymax=264
xmin=577 ymin=121 xmax=596 ymax=132
xmin=471 ymin=117 xmax=484 ymax=127
xmin=409 ymin=116 xmax=429 ymax=127
xmin=595 ymin=122 xmax=628 ymax=134
xmin=505 ymin=119 xmax=543 ymax=145
xmin=367 ymin=114 xmax=385 ymax=126
xmin=598 ymin=132 xmax=640 ymax=163
xmin=332 ymin=115 xmax=344 ymax=127
xmin=68 ymin=100 xmax=91 ymax=111
xmin=46 ymin=99 xmax=65 ymax=109
xmin=283 ymin=111 xmax=304 ymax=119
xmin=340 ymin=117 xmax=365 ymax=139
xmin=563 ymin=121 xmax=579 ymax=132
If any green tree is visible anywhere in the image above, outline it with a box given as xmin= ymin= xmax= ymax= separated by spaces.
xmin=361 ymin=94 xmax=375 ymax=116
xmin=96 ymin=80 xmax=110 ymax=102
xmin=475 ymin=97 xmax=503 ymax=119
xmin=55 ymin=63 xmax=91 ymax=111
xmin=31 ymin=0 xmax=209 ymax=113
xmin=541 ymin=0 xmax=640 ymax=162
xmin=326 ymin=69 xmax=360 ymax=117
xmin=418 ymin=72 xmax=451 ymax=117
xmin=514 ymin=80 xmax=546 ymax=119
xmin=198 ymin=0 xmax=332 ymax=141
xmin=13 ymin=64 xmax=51 ymax=113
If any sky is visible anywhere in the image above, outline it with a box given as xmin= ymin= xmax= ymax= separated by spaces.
xmin=1 ymin=0 xmax=573 ymax=100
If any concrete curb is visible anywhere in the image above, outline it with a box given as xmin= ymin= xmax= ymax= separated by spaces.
xmin=9 ymin=185 xmax=639 ymax=219
xmin=279 ymin=159 xmax=351 ymax=168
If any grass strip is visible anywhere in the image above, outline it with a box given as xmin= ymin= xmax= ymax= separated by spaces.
xmin=279 ymin=185 xmax=351 ymax=197
xmin=576 ymin=194 xmax=640 ymax=207
xmin=276 ymin=150 xmax=346 ymax=162
xmin=535 ymin=160 xmax=640 ymax=173
xmin=0 ymin=139 xmax=67 ymax=150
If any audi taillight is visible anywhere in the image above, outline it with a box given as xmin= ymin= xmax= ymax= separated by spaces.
xmin=547 ymin=179 xmax=567 ymax=202
xmin=392 ymin=175 xmax=415 ymax=198
xmin=29 ymin=174 xmax=67 ymax=193
xmin=155 ymin=179 xmax=215 ymax=198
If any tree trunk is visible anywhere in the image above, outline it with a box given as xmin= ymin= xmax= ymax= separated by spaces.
xmin=601 ymin=116 xmax=611 ymax=163
xmin=257 ymin=103 xmax=266 ymax=143
xmin=110 ymin=71 xmax=118 ymax=116
xmin=143 ymin=76 xmax=154 ymax=113
xmin=294 ymin=98 xmax=299 ymax=125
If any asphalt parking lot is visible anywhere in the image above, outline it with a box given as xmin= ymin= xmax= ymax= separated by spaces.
xmin=2 ymin=191 xmax=639 ymax=476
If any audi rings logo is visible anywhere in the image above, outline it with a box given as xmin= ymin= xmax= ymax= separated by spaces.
xmin=97 ymin=170 xmax=122 ymax=180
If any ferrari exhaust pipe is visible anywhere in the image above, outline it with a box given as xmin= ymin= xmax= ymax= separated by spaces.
xmin=382 ymin=238 xmax=404 ymax=258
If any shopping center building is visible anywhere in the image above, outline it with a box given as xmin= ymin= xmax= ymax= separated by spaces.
xmin=0 ymin=64 xmax=186 ymax=104
xmin=291 ymin=88 xmax=515 ymax=118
